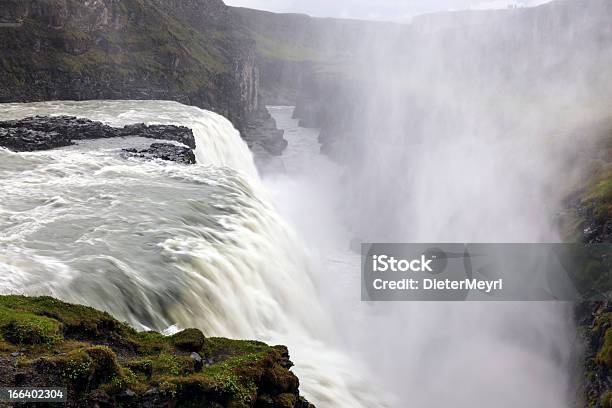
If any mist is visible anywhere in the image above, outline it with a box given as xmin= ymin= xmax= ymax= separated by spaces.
xmin=226 ymin=0 xmax=555 ymax=20
xmin=262 ymin=0 xmax=612 ymax=406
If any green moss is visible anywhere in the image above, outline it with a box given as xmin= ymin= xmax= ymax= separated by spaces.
xmin=133 ymin=330 xmax=171 ymax=354
xmin=597 ymin=328 xmax=612 ymax=367
xmin=202 ymin=337 xmax=270 ymax=358
xmin=56 ymin=350 xmax=95 ymax=381
xmin=152 ymin=353 xmax=181 ymax=376
xmin=159 ymin=380 xmax=178 ymax=398
xmin=33 ymin=345 xmax=122 ymax=385
xmin=171 ymin=328 xmax=206 ymax=352
xmin=276 ymin=393 xmax=297 ymax=408
xmin=85 ymin=346 xmax=122 ymax=380
xmin=127 ymin=358 xmax=154 ymax=377
xmin=593 ymin=313 xmax=612 ymax=334
xmin=155 ymin=339 xmax=278 ymax=407
xmin=0 ymin=308 xmax=62 ymax=346
xmin=0 ymin=296 xmax=301 ymax=406
xmin=102 ymin=367 xmax=146 ymax=394
xmin=159 ymin=372 xmax=257 ymax=408
xmin=0 ymin=296 xmax=132 ymax=342
xmin=583 ymin=168 xmax=612 ymax=223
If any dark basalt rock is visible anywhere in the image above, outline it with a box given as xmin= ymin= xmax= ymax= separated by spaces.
xmin=243 ymin=108 xmax=287 ymax=156
xmin=0 ymin=127 xmax=71 ymax=152
xmin=123 ymin=143 xmax=196 ymax=165
xmin=0 ymin=115 xmax=195 ymax=155
xmin=190 ymin=352 xmax=204 ymax=372
xmin=120 ymin=123 xmax=196 ymax=149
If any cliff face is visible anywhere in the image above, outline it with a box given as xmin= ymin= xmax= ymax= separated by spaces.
xmin=288 ymin=0 xmax=612 ymax=161
xmin=230 ymin=7 xmax=398 ymax=106
xmin=0 ymin=0 xmax=272 ymax=151
xmin=0 ymin=0 xmax=393 ymax=155
xmin=561 ymin=118 xmax=612 ymax=407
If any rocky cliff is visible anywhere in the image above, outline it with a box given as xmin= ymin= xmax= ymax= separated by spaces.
xmin=0 ymin=0 xmax=246 ymax=117
xmin=230 ymin=7 xmax=398 ymax=106
xmin=561 ymin=117 xmax=612 ymax=407
xmin=289 ymin=0 xmax=612 ymax=160
xmin=0 ymin=0 xmax=286 ymax=155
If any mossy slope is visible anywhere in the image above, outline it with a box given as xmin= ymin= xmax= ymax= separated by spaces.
xmin=564 ymin=119 xmax=612 ymax=407
xmin=0 ymin=295 xmax=314 ymax=408
xmin=0 ymin=0 xmax=258 ymax=128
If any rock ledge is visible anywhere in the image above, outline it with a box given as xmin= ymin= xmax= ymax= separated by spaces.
xmin=0 ymin=116 xmax=198 ymax=164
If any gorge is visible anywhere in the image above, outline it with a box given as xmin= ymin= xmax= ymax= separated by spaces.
xmin=1 ymin=0 xmax=612 ymax=407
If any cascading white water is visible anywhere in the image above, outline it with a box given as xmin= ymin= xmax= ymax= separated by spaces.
xmin=0 ymin=100 xmax=385 ymax=408
xmin=259 ymin=3 xmax=606 ymax=404
xmin=264 ymin=106 xmax=576 ymax=408
xmin=0 ymin=100 xmax=257 ymax=176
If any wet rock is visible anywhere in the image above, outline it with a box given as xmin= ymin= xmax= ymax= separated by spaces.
xmin=297 ymin=396 xmax=316 ymax=408
xmin=120 ymin=389 xmax=136 ymax=398
xmin=260 ymin=363 xmax=300 ymax=395
xmin=243 ymin=108 xmax=287 ymax=156
xmin=123 ymin=143 xmax=196 ymax=165
xmin=120 ymin=123 xmax=195 ymax=149
xmin=0 ymin=116 xmax=196 ymax=156
xmin=0 ymin=128 xmax=69 ymax=152
xmin=275 ymin=346 xmax=294 ymax=369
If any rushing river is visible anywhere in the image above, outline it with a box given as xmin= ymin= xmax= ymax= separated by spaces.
xmin=0 ymin=100 xmax=383 ymax=408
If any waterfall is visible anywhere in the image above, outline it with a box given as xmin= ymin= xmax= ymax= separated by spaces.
xmin=0 ymin=100 xmax=384 ymax=408
xmin=0 ymin=100 xmax=257 ymax=176
xmin=264 ymin=106 xmax=575 ymax=408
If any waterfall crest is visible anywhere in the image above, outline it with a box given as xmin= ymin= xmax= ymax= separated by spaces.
xmin=0 ymin=100 xmax=384 ymax=408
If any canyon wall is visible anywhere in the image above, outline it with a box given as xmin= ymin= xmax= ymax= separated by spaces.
xmin=0 ymin=0 xmax=284 ymax=153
